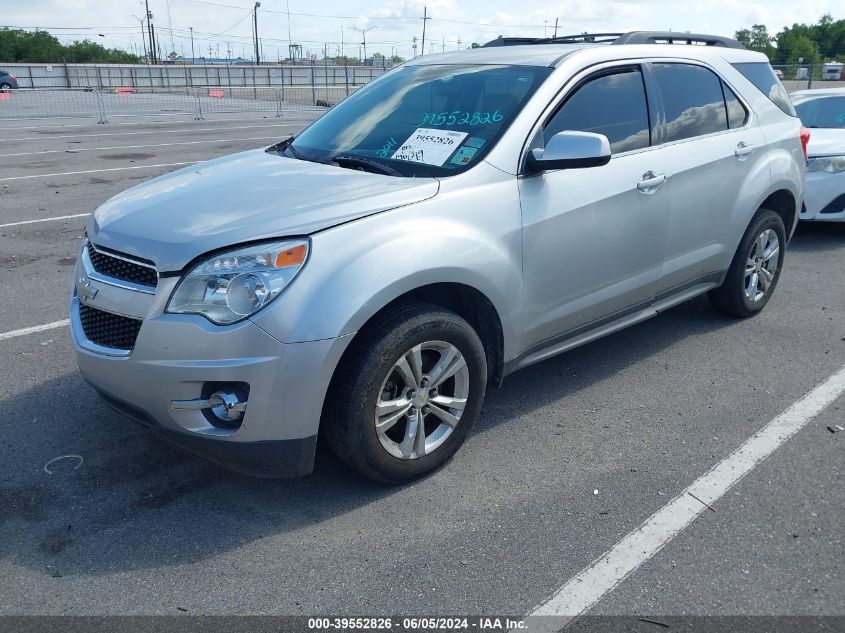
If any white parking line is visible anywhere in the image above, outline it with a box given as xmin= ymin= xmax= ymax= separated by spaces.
xmin=5 ymin=123 xmax=295 ymax=142
xmin=0 ymin=213 xmax=90 ymax=229
xmin=0 ymin=136 xmax=281 ymax=158
xmin=524 ymin=363 xmax=845 ymax=630
xmin=0 ymin=319 xmax=70 ymax=342
xmin=0 ymin=161 xmax=198 ymax=182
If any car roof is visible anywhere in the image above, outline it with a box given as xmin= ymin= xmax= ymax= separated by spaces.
xmin=403 ymin=43 xmax=766 ymax=68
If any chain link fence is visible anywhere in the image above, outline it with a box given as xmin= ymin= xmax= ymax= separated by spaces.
xmin=773 ymin=63 xmax=845 ymax=92
xmin=0 ymin=85 xmax=360 ymax=122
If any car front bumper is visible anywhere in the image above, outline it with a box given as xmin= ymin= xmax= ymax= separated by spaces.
xmin=800 ymin=169 xmax=845 ymax=221
xmin=71 ymin=295 xmax=352 ymax=478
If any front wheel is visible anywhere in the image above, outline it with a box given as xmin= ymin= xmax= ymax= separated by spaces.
xmin=323 ymin=303 xmax=487 ymax=484
xmin=709 ymin=209 xmax=786 ymax=318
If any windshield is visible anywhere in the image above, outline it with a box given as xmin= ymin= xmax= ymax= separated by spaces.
xmin=289 ymin=64 xmax=552 ymax=177
xmin=792 ymin=95 xmax=845 ymax=129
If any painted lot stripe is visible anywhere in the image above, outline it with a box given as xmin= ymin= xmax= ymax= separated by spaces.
xmin=524 ymin=363 xmax=845 ymax=630
xmin=0 ymin=135 xmax=281 ymax=158
xmin=0 ymin=213 xmax=90 ymax=229
xmin=5 ymin=123 xmax=296 ymax=142
xmin=0 ymin=320 xmax=70 ymax=342
xmin=0 ymin=161 xmax=198 ymax=182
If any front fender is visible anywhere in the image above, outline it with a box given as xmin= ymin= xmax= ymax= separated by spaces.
xmin=250 ymin=177 xmax=524 ymax=361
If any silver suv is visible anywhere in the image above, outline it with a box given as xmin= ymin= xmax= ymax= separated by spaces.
xmin=72 ymin=32 xmax=806 ymax=483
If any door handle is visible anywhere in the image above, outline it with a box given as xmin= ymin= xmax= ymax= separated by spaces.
xmin=735 ymin=142 xmax=755 ymax=158
xmin=637 ymin=172 xmax=667 ymax=192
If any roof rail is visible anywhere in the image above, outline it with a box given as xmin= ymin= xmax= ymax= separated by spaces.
xmin=482 ymin=33 xmax=622 ymax=47
xmin=611 ymin=31 xmax=746 ymax=49
xmin=482 ymin=31 xmax=746 ymax=50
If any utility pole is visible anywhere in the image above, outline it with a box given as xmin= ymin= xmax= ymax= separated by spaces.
xmin=253 ymin=2 xmax=261 ymax=65
xmin=420 ymin=5 xmax=431 ymax=57
xmin=441 ymin=36 xmax=445 ymax=52
xmin=151 ymin=22 xmax=160 ymax=64
xmin=190 ymin=26 xmax=195 ymax=62
xmin=553 ymin=18 xmax=559 ymax=38
xmin=145 ymin=0 xmax=156 ymax=63
xmin=286 ymin=0 xmax=293 ymax=62
xmin=456 ymin=37 xmax=462 ymax=50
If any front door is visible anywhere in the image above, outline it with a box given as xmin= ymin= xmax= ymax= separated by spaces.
xmin=519 ymin=65 xmax=670 ymax=350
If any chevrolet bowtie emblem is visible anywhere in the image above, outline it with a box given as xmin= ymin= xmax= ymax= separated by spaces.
xmin=77 ymin=276 xmax=98 ymax=301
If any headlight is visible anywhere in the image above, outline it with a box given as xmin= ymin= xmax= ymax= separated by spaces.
xmin=167 ymin=239 xmax=309 ymax=324
xmin=806 ymin=155 xmax=845 ymax=174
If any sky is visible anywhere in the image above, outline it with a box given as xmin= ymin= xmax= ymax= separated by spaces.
xmin=3 ymin=0 xmax=844 ymax=61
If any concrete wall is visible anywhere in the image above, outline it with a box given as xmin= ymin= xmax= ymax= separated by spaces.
xmin=2 ymin=62 xmax=391 ymax=89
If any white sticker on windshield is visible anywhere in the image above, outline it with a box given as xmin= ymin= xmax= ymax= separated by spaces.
xmin=392 ymin=128 xmax=468 ymax=166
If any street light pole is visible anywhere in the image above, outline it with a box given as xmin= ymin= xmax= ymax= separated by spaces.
xmin=348 ymin=26 xmax=376 ymax=63
xmin=132 ymin=14 xmax=148 ymax=61
xmin=253 ymin=2 xmax=261 ymax=65
xmin=190 ymin=26 xmax=195 ymax=62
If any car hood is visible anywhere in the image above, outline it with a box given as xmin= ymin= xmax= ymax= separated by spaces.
xmin=806 ymin=128 xmax=845 ymax=157
xmin=89 ymin=149 xmax=439 ymax=271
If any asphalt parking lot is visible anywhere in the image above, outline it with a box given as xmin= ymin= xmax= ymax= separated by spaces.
xmin=0 ymin=108 xmax=843 ymax=624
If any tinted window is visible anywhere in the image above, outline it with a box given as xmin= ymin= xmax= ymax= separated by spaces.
xmin=732 ymin=62 xmax=797 ymax=117
xmin=291 ymin=64 xmax=551 ymax=177
xmin=653 ymin=63 xmax=728 ymax=142
xmin=543 ymin=68 xmax=650 ymax=154
xmin=723 ymin=83 xmax=748 ymax=128
xmin=793 ymin=96 xmax=845 ymax=129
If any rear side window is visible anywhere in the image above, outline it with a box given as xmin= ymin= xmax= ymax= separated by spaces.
xmin=652 ymin=63 xmax=728 ymax=142
xmin=732 ymin=62 xmax=797 ymax=117
xmin=723 ymin=83 xmax=748 ymax=128
xmin=544 ymin=67 xmax=650 ymax=154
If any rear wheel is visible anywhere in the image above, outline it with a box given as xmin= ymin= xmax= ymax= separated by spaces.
xmin=0 ymin=83 xmax=11 ymax=92
xmin=323 ymin=303 xmax=487 ymax=484
xmin=709 ymin=209 xmax=786 ymax=317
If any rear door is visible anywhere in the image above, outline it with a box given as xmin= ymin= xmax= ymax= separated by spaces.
xmin=646 ymin=61 xmax=769 ymax=295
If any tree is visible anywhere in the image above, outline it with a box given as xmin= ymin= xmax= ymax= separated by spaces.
xmin=734 ymin=24 xmax=774 ymax=57
xmin=0 ymin=28 xmax=141 ymax=63
xmin=735 ymin=16 xmax=845 ymax=64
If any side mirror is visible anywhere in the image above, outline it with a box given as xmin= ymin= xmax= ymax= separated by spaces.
xmin=526 ymin=130 xmax=611 ymax=173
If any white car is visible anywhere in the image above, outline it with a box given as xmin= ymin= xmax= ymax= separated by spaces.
xmin=792 ymin=88 xmax=845 ymax=221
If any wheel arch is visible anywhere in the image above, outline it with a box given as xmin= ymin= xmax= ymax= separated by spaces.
xmin=335 ymin=281 xmax=505 ymax=388
xmin=758 ymin=188 xmax=798 ymax=240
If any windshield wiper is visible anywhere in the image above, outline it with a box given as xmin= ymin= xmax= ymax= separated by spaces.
xmin=331 ymin=154 xmax=404 ymax=177
xmin=266 ymin=137 xmax=325 ymax=164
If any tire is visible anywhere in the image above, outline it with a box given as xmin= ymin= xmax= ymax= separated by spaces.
xmin=709 ymin=209 xmax=786 ymax=318
xmin=0 ymin=83 xmax=11 ymax=92
xmin=322 ymin=302 xmax=487 ymax=484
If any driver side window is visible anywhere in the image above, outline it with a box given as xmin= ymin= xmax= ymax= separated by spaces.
xmin=540 ymin=67 xmax=651 ymax=155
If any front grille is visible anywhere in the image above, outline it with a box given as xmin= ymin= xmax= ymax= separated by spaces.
xmin=87 ymin=242 xmax=157 ymax=288
xmin=820 ymin=193 xmax=845 ymax=215
xmin=78 ymin=303 xmax=143 ymax=350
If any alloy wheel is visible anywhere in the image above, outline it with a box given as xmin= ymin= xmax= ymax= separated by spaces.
xmin=744 ymin=228 xmax=780 ymax=302
xmin=375 ymin=340 xmax=470 ymax=460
